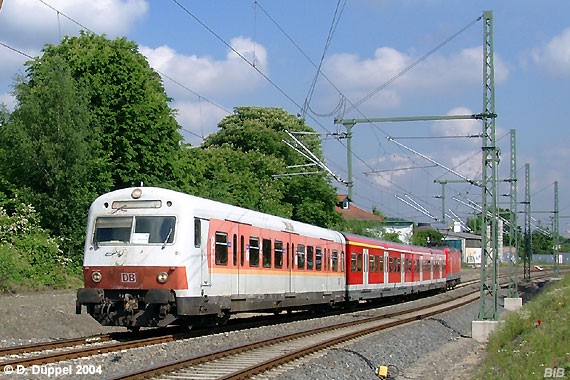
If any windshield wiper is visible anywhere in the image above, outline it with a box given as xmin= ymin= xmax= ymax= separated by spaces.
xmin=162 ymin=227 xmax=173 ymax=249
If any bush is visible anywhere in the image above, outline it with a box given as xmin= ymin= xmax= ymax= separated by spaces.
xmin=0 ymin=202 xmax=78 ymax=292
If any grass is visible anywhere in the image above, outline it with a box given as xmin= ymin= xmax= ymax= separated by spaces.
xmin=474 ymin=273 xmax=570 ymax=379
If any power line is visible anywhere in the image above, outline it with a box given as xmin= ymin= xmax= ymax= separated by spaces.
xmin=0 ymin=41 xmax=34 ymax=59
xmin=344 ymin=14 xmax=483 ymax=114
xmin=37 ymin=0 xmax=94 ymax=33
xmin=31 ymin=0 xmax=231 ymax=143
xmin=300 ymin=0 xmax=346 ymax=119
xmin=156 ymin=69 xmax=232 ymax=115
xmin=171 ymin=0 xmax=307 ymax=117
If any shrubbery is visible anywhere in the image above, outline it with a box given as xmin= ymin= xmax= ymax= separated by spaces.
xmin=0 ymin=202 xmax=79 ymax=292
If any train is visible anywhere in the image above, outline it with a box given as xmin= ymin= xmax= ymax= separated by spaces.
xmin=76 ymin=187 xmax=461 ymax=329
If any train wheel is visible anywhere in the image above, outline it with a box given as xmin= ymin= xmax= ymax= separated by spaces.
xmin=127 ymin=326 xmax=140 ymax=333
xmin=217 ymin=312 xmax=230 ymax=326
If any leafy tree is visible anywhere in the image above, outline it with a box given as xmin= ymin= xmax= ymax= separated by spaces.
xmin=28 ymin=32 xmax=182 ymax=189
xmin=1 ymin=32 xmax=185 ymax=262
xmin=172 ymin=145 xmax=292 ymax=217
xmin=202 ymin=107 xmax=342 ymax=228
xmin=532 ymin=230 xmax=553 ymax=255
xmin=1 ymin=56 xmax=111 ymax=262
xmin=411 ymin=229 xmax=443 ymax=247
xmin=382 ymin=231 xmax=402 ymax=243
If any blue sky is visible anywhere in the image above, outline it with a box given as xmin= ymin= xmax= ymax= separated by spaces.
xmin=1 ymin=0 xmax=569 ymax=236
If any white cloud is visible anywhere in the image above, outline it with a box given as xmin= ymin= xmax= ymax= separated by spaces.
xmin=173 ymin=100 xmax=230 ymax=146
xmin=321 ymin=45 xmax=509 ymax=110
xmin=366 ymin=153 xmax=419 ymax=188
xmin=0 ymin=0 xmax=148 ymax=95
xmin=0 ymin=0 xmax=148 ymax=46
xmin=448 ymin=150 xmax=481 ymax=181
xmin=140 ymin=37 xmax=268 ymax=100
xmin=433 ymin=107 xmax=481 ymax=137
xmin=532 ymin=28 xmax=570 ymax=79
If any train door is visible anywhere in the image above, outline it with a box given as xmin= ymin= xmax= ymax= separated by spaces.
xmin=197 ymin=218 xmax=211 ymax=287
xmin=384 ymin=251 xmax=389 ymax=284
xmin=363 ymin=248 xmax=369 ymax=288
xmin=293 ymin=236 xmax=307 ymax=292
xmin=288 ymin=237 xmax=293 ymax=293
xmin=400 ymin=253 xmax=405 ymax=283
xmin=231 ymin=223 xmax=245 ymax=296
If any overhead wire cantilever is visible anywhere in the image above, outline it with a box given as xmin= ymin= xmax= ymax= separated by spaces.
xmin=274 ymin=130 xmax=348 ymax=185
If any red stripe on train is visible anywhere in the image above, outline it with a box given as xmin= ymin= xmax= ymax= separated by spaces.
xmin=83 ymin=266 xmax=188 ymax=290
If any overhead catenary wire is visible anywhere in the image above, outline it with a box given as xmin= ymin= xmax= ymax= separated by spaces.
xmin=344 ymin=13 xmax=484 ymax=114
xmin=252 ymin=2 xmax=490 ymax=220
xmin=30 ymin=0 xmax=494 ymax=224
xmin=300 ymin=0 xmax=347 ymax=119
xmin=0 ymin=41 xmax=34 ymax=59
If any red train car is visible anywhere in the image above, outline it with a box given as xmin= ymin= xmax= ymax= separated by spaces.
xmin=444 ymin=247 xmax=461 ymax=288
xmin=342 ymin=233 xmax=450 ymax=302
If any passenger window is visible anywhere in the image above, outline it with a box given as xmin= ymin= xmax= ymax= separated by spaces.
xmin=297 ymin=244 xmax=305 ymax=270
xmin=262 ymin=239 xmax=272 ymax=268
xmin=249 ymin=237 xmax=260 ymax=267
xmin=389 ymin=257 xmax=393 ymax=273
xmin=215 ymin=232 xmax=228 ymax=265
xmin=351 ymin=253 xmax=357 ymax=272
xmin=341 ymin=251 xmax=345 ymax=272
xmin=286 ymin=242 xmax=290 ymax=269
xmin=357 ymin=253 xmax=362 ymax=272
xmin=307 ymin=246 xmax=314 ymax=270
xmin=240 ymin=235 xmax=245 ymax=266
xmin=397 ymin=258 xmax=401 ymax=272
xmin=379 ymin=256 xmax=384 ymax=272
xmin=332 ymin=250 xmax=338 ymax=272
xmin=316 ymin=247 xmax=322 ymax=271
xmin=275 ymin=240 xmax=283 ymax=269
xmin=233 ymin=234 xmax=237 ymax=266
xmin=370 ymin=255 xmax=376 ymax=273
xmin=194 ymin=218 xmax=201 ymax=248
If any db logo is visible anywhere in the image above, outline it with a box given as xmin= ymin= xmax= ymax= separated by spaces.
xmin=121 ymin=273 xmax=137 ymax=283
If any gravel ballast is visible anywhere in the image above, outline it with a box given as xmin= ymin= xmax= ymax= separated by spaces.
xmin=0 ymin=269 xmax=550 ymax=380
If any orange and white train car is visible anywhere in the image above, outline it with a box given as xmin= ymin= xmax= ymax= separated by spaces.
xmin=77 ymin=187 xmax=346 ymax=329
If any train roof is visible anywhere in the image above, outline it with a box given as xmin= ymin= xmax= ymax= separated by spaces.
xmin=341 ymin=232 xmax=446 ymax=255
xmin=91 ymin=187 xmax=346 ymax=244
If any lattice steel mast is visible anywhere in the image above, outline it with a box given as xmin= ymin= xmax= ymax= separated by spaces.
xmin=507 ymin=129 xmax=519 ymax=297
xmin=554 ymin=181 xmax=560 ymax=278
xmin=523 ymin=163 xmax=532 ymax=279
xmin=477 ymin=10 xmax=499 ymax=321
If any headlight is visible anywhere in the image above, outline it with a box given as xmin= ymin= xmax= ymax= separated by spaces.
xmin=91 ymin=271 xmax=102 ymax=283
xmin=131 ymin=188 xmax=142 ymax=199
xmin=157 ymin=272 xmax=169 ymax=284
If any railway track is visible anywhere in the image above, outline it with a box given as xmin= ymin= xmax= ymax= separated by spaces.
xmin=102 ymin=271 xmax=562 ymax=380
xmin=0 ymin=269 xmax=562 ymax=378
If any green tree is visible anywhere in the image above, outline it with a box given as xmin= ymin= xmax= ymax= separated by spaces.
xmin=172 ymin=145 xmax=292 ymax=218
xmin=532 ymin=230 xmax=553 ymax=255
xmin=29 ymin=32 xmax=182 ymax=189
xmin=411 ymin=229 xmax=443 ymax=247
xmin=202 ymin=107 xmax=342 ymax=228
xmin=382 ymin=231 xmax=402 ymax=243
xmin=1 ymin=56 xmax=111 ymax=262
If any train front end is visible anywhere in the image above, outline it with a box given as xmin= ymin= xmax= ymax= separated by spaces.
xmin=76 ymin=187 xmax=191 ymax=329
